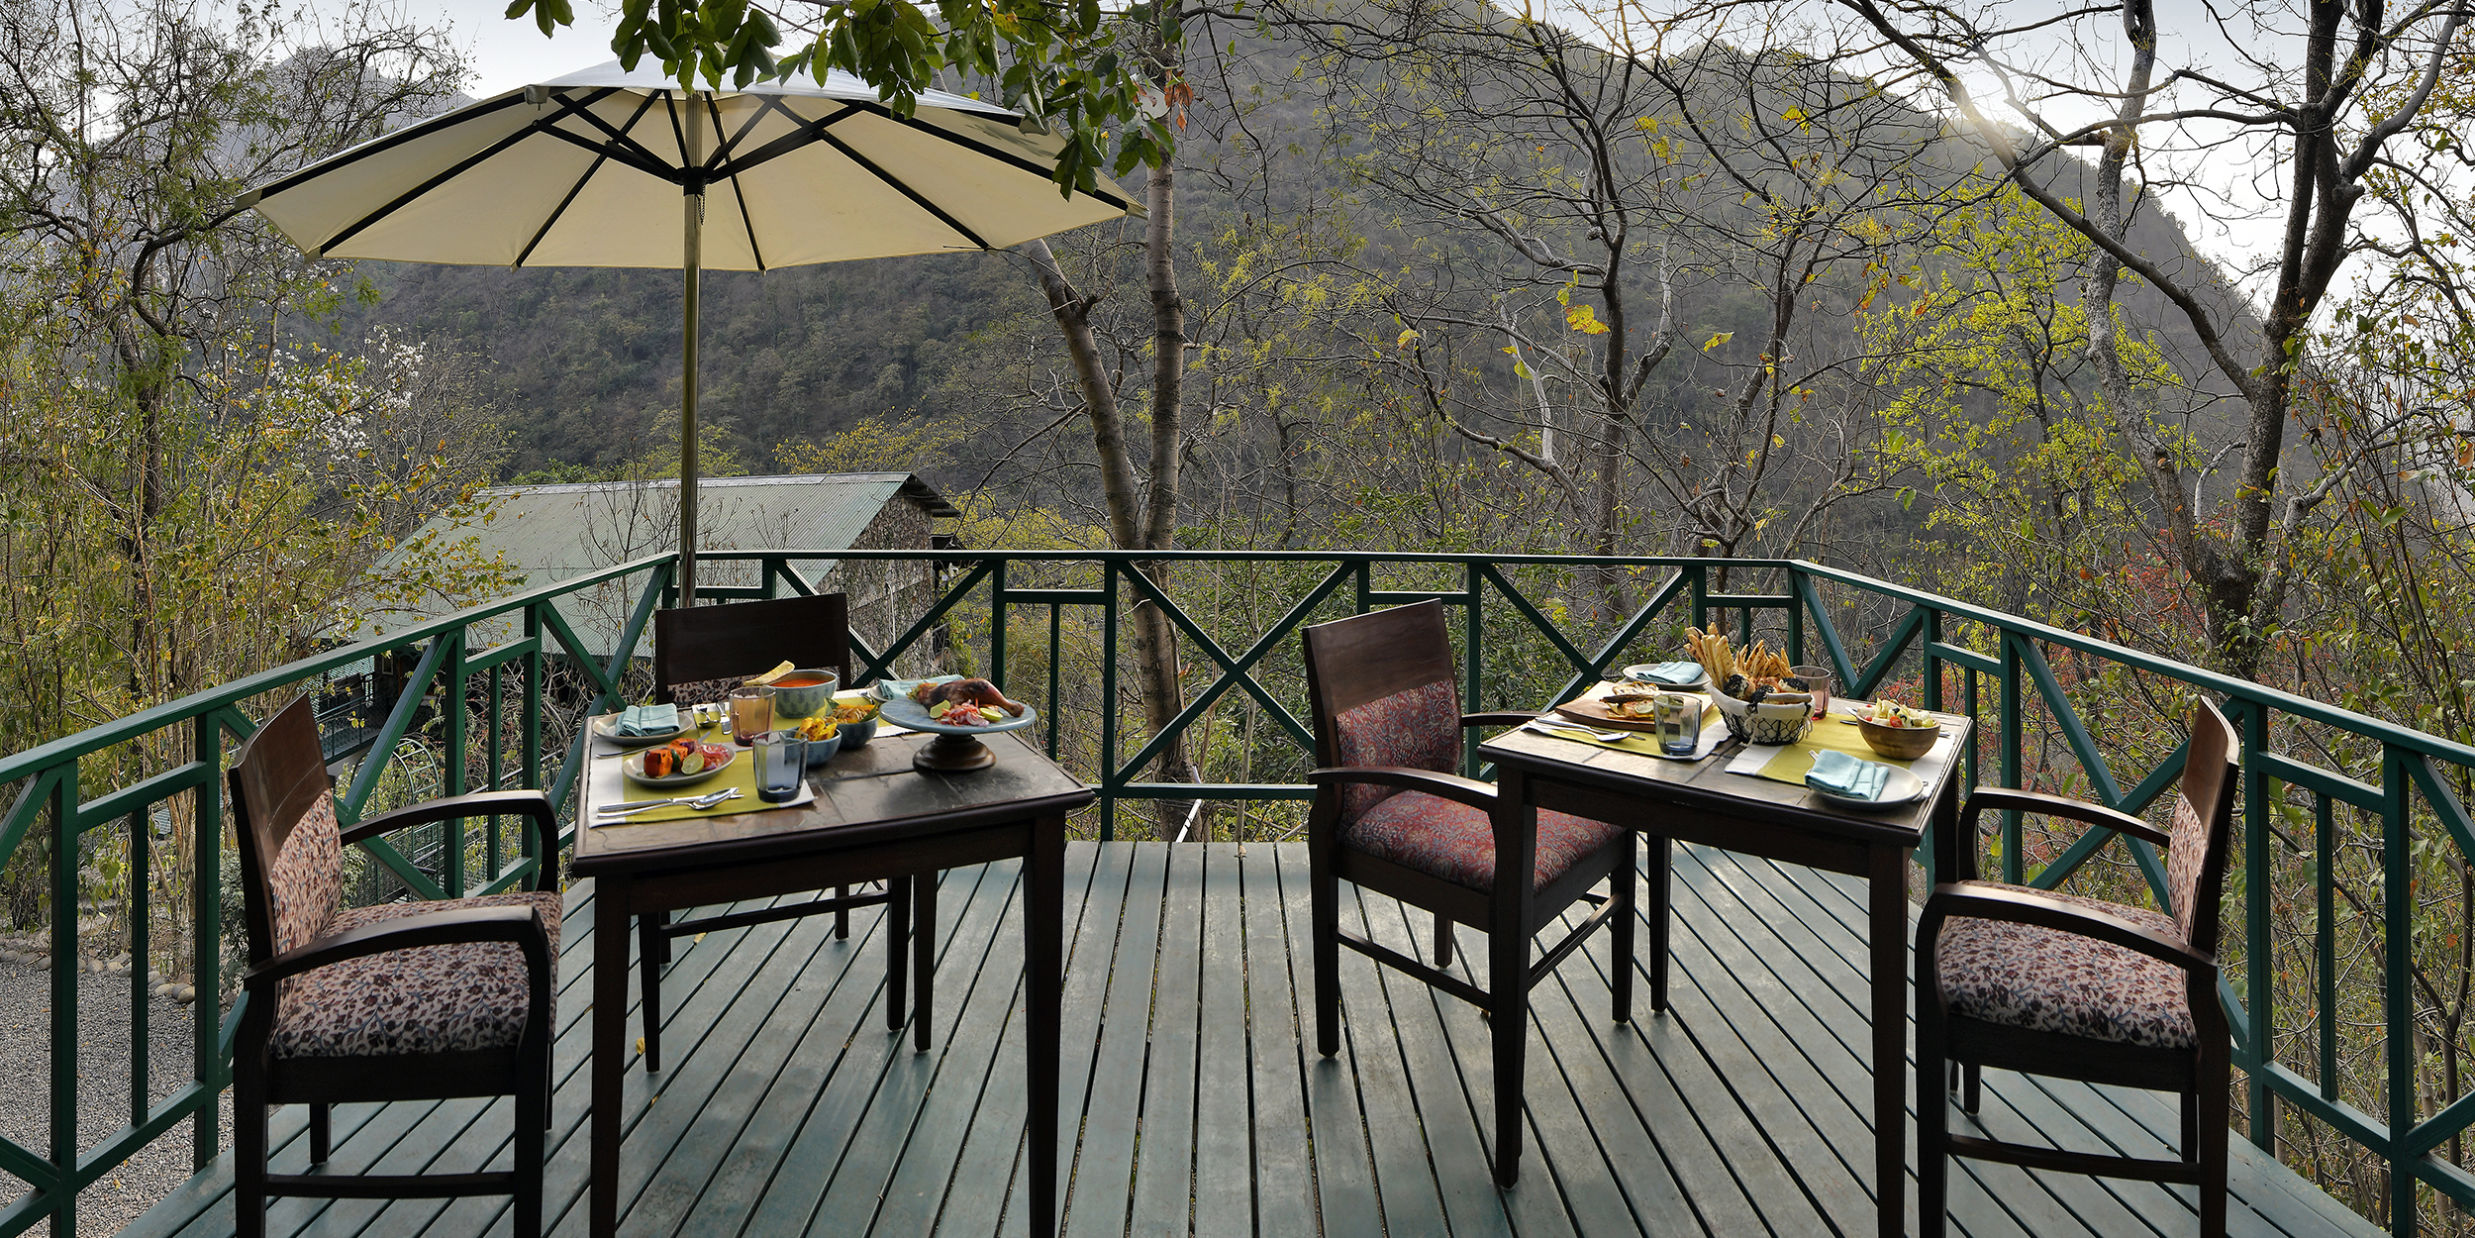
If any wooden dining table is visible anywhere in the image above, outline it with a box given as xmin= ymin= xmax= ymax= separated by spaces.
xmin=569 ymin=726 xmax=1092 ymax=1237
xmin=1479 ymin=702 xmax=1971 ymax=1238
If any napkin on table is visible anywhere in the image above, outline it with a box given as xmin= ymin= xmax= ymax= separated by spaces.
xmin=1635 ymin=661 xmax=1704 ymax=685
xmin=1805 ymin=749 xmax=1892 ymax=800
xmin=615 ymin=703 xmax=680 ymax=737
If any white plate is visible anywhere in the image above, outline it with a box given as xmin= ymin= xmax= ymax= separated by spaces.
xmin=1621 ymin=663 xmax=1709 ymax=689
xmin=1811 ymin=764 xmax=1925 ymax=811
xmin=593 ymin=712 xmax=690 ymax=748
xmin=621 ymin=744 xmax=737 ymax=788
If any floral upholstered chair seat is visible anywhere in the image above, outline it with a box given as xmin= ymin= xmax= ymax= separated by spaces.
xmin=262 ymin=794 xmax=559 ymax=1060
xmin=271 ymin=891 xmax=564 ymax=1059
xmin=1331 ymin=676 xmax=1620 ymax=890
xmin=1345 ymin=793 xmax=1621 ymax=894
xmin=1934 ymin=889 xmax=2194 ymax=1049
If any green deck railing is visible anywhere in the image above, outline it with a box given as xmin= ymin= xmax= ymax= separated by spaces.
xmin=0 ymin=549 xmax=2466 ymax=1235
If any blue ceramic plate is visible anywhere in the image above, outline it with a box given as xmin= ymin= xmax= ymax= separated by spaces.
xmin=878 ymin=696 xmax=1039 ymax=737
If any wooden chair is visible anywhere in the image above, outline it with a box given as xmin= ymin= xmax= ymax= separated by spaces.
xmin=1915 ymin=700 xmax=2240 ymax=1237
xmin=228 ymin=695 xmax=560 ymax=1238
xmin=639 ymin=592 xmax=919 ymax=1069
xmin=1302 ymin=599 xmax=1635 ymax=1186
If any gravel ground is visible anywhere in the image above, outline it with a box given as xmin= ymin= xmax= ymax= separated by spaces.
xmin=0 ymin=941 xmax=232 ymax=1237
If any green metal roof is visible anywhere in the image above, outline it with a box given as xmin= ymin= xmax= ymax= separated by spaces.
xmin=362 ymin=471 xmax=953 ymax=657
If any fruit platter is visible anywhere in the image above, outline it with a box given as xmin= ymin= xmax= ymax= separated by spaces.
xmin=623 ymin=737 xmax=738 ymax=788
xmin=877 ymin=677 xmax=1039 ymax=772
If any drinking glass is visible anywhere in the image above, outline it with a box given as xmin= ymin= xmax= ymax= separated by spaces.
xmin=753 ymin=731 xmax=807 ymax=802
xmin=1788 ymin=665 xmax=1834 ymax=720
xmin=1653 ymin=693 xmax=1703 ymax=756
xmin=729 ymin=685 xmax=775 ymax=745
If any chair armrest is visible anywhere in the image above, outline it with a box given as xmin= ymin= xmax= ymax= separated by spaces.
xmin=1922 ymin=881 xmax=2211 ymax=973
xmin=1462 ymin=711 xmax=1539 ymax=729
xmin=344 ymin=789 xmax=561 ymax=890
xmin=1961 ymin=786 xmax=2170 ymax=849
xmin=241 ymin=904 xmax=554 ymax=992
xmin=1308 ymin=765 xmax=1496 ymax=812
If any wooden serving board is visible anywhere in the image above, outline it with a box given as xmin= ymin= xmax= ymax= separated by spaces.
xmin=1552 ymin=697 xmax=1668 ymax=733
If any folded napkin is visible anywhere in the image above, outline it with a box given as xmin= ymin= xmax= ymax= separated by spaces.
xmin=1805 ymin=749 xmax=1892 ymax=800
xmin=1634 ymin=661 xmax=1704 ymax=685
xmin=615 ymin=703 xmax=680 ymax=737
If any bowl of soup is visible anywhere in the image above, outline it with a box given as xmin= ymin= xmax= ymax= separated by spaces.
xmin=770 ymin=669 xmax=839 ymax=720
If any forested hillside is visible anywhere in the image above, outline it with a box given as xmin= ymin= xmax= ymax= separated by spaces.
xmin=326 ymin=11 xmax=2249 ymax=519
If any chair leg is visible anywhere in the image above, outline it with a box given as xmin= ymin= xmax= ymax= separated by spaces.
xmin=2181 ymin=1088 xmax=2200 ymax=1159
xmin=646 ymin=908 xmax=672 ymax=965
xmin=1310 ymin=836 xmax=1342 ymax=1058
xmin=514 ymin=1039 xmax=548 ymax=1238
xmin=309 ymin=1102 xmax=331 ymax=1164
xmin=835 ymin=883 xmax=852 ymax=940
xmin=639 ymin=915 xmax=665 ymax=1073
xmin=1611 ymin=838 xmax=1636 ymax=1023
xmin=884 ymin=877 xmax=912 ymax=1033
xmin=1917 ymin=1012 xmax=1950 ymax=1238
xmin=2198 ymin=1066 xmax=2230 ymax=1238
xmin=235 ymin=1068 xmax=268 ymax=1238
xmin=1962 ymin=1062 xmax=1981 ymax=1115
xmin=1433 ymin=918 xmax=1454 ymax=967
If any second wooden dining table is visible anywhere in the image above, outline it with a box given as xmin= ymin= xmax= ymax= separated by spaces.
xmin=569 ymin=727 xmax=1092 ymax=1237
xmin=1480 ymin=705 xmax=1972 ymax=1238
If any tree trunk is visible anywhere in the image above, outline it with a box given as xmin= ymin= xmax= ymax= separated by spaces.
xmin=1022 ymin=165 xmax=1196 ymax=839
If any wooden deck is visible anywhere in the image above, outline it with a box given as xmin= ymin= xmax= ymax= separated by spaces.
xmin=121 ymin=841 xmax=2375 ymax=1237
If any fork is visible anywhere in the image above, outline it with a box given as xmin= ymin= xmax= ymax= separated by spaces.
xmin=1526 ymin=719 xmax=1628 ymax=742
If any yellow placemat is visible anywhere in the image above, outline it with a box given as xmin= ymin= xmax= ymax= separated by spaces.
xmin=594 ymin=724 xmax=812 ymax=825
xmin=1523 ymin=716 xmax=1729 ymax=760
xmin=1751 ymin=717 xmax=1922 ymax=785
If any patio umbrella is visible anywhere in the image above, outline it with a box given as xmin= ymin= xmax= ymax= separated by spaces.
xmin=245 ymin=61 xmax=1137 ymax=604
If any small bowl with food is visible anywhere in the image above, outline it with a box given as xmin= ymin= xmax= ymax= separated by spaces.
xmin=768 ymin=668 xmax=840 ymax=720
xmin=792 ymin=714 xmax=845 ymax=767
xmin=826 ymin=694 xmax=881 ymax=747
xmin=1854 ymin=700 xmax=1941 ymax=759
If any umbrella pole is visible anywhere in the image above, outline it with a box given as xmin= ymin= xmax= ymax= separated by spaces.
xmin=678 ymin=111 xmax=704 ymax=608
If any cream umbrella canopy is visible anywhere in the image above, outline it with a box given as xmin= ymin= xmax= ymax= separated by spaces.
xmin=246 ymin=61 xmax=1138 ymax=604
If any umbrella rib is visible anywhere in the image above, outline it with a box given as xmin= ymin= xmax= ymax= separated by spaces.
xmin=515 ymin=91 xmax=667 ymax=267
xmin=829 ymin=99 xmax=1138 ymax=210
xmin=311 ymin=88 xmax=634 ymax=255
xmin=246 ymin=91 xmax=535 ymax=203
xmin=549 ymin=90 xmax=691 ymax=180
xmin=805 ymin=120 xmax=994 ymax=251
xmin=712 ymin=101 xmax=858 ymax=179
xmin=706 ymin=94 xmax=768 ymax=272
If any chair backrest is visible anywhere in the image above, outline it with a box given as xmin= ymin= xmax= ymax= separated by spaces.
xmin=654 ymin=593 xmax=852 ymax=705
xmin=228 ymin=695 xmax=344 ymax=967
xmin=2167 ymin=700 xmax=2241 ymax=957
xmin=1301 ymin=600 xmax=1463 ymax=821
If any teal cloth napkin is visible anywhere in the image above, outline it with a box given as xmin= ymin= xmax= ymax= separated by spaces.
xmin=1806 ymin=749 xmax=1891 ymax=800
xmin=1636 ymin=661 xmax=1703 ymax=685
xmin=616 ymin=703 xmax=680 ymax=736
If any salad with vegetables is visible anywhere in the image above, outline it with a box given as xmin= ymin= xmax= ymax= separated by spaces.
xmin=1860 ymin=699 xmax=1937 ymax=728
